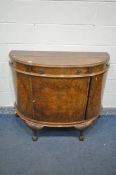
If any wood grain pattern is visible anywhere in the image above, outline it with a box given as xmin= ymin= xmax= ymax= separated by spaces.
xmin=9 ymin=51 xmax=109 ymax=140
xmin=16 ymin=73 xmax=33 ymax=118
xmin=9 ymin=51 xmax=109 ymax=67
xmin=86 ymin=73 xmax=107 ymax=119
xmin=32 ymin=77 xmax=90 ymax=123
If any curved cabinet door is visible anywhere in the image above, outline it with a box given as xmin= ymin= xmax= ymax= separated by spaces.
xmin=15 ymin=73 xmax=34 ymax=118
xmin=31 ymin=77 xmax=90 ymax=123
xmin=86 ymin=73 xmax=107 ymax=119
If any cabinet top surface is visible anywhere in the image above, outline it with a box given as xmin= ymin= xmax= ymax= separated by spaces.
xmin=10 ymin=50 xmax=109 ymax=67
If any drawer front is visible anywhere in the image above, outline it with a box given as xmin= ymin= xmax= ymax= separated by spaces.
xmin=90 ymin=64 xmax=106 ymax=73
xmin=30 ymin=63 xmax=108 ymax=76
xmin=29 ymin=63 xmax=108 ymax=76
xmin=11 ymin=62 xmax=109 ymax=78
xmin=31 ymin=66 xmax=89 ymax=76
xmin=12 ymin=61 xmax=109 ymax=77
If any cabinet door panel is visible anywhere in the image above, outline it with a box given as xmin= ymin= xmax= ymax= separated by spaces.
xmin=16 ymin=73 xmax=33 ymax=118
xmin=86 ymin=73 xmax=107 ymax=119
xmin=32 ymin=77 xmax=90 ymax=123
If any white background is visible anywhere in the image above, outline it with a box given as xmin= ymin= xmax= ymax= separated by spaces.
xmin=0 ymin=0 xmax=116 ymax=107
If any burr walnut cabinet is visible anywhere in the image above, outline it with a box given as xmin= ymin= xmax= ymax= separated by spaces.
xmin=9 ymin=51 xmax=109 ymax=141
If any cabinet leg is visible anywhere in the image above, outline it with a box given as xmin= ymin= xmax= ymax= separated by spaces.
xmin=28 ymin=125 xmax=43 ymax=141
xmin=15 ymin=111 xmax=19 ymax=117
xmin=32 ymin=129 xmax=38 ymax=141
xmin=15 ymin=113 xmax=19 ymax=117
xmin=79 ymin=130 xmax=84 ymax=141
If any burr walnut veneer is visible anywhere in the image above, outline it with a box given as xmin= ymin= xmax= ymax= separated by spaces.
xmin=9 ymin=51 xmax=109 ymax=141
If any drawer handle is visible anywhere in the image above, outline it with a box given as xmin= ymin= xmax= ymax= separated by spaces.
xmin=76 ymin=69 xmax=81 ymax=74
xmin=26 ymin=67 xmax=31 ymax=72
xmin=38 ymin=70 xmax=45 ymax=74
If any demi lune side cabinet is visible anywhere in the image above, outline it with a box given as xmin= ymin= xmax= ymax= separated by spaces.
xmin=9 ymin=51 xmax=110 ymax=141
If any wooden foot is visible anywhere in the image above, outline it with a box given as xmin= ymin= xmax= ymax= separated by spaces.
xmin=32 ymin=130 xmax=38 ymax=141
xmin=79 ymin=130 xmax=84 ymax=141
xmin=27 ymin=124 xmax=44 ymax=141
xmin=15 ymin=110 xmax=19 ymax=117
xmin=15 ymin=114 xmax=19 ymax=117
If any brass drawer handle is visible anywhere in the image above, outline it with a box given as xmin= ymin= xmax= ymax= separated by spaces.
xmin=38 ymin=70 xmax=45 ymax=74
xmin=76 ymin=69 xmax=81 ymax=74
xmin=26 ymin=67 xmax=31 ymax=72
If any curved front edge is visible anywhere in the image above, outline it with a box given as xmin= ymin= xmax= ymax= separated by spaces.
xmin=15 ymin=107 xmax=99 ymax=130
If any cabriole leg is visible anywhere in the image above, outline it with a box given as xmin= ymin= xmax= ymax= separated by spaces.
xmin=75 ymin=126 xmax=85 ymax=141
xmin=27 ymin=124 xmax=44 ymax=141
xmin=32 ymin=129 xmax=38 ymax=141
xmin=79 ymin=130 xmax=84 ymax=141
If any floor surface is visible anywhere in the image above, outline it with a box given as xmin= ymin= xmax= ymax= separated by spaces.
xmin=0 ymin=115 xmax=116 ymax=175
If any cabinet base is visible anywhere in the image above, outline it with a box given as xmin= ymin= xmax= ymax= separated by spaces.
xmin=15 ymin=108 xmax=99 ymax=141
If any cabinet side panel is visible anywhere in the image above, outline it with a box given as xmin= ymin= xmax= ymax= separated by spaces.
xmin=86 ymin=73 xmax=107 ymax=119
xmin=10 ymin=66 xmax=17 ymax=103
xmin=15 ymin=72 xmax=33 ymax=118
